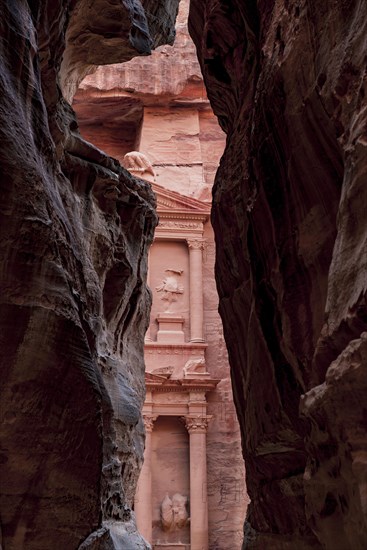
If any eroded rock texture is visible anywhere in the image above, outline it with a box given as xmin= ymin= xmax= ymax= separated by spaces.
xmin=0 ymin=1 xmax=179 ymax=548
xmin=189 ymin=1 xmax=367 ymax=548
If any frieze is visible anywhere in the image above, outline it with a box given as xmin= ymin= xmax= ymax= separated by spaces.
xmin=158 ymin=220 xmax=202 ymax=230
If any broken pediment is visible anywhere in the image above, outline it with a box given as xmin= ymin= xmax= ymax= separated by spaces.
xmin=152 ymin=182 xmax=210 ymax=215
xmin=151 ymin=182 xmax=210 ymax=239
xmin=145 ymin=371 xmax=170 ymax=383
xmin=151 ymin=366 xmax=174 ymax=378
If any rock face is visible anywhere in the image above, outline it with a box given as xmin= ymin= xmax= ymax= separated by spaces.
xmin=189 ymin=1 xmax=367 ymax=549
xmin=0 ymin=1 xmax=179 ymax=548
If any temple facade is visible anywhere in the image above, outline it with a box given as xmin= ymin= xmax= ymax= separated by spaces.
xmin=135 ymin=180 xmax=220 ymax=549
xmin=119 ymin=167 xmax=248 ymax=549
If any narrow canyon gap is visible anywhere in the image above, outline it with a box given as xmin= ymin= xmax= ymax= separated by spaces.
xmin=73 ymin=1 xmax=249 ymax=545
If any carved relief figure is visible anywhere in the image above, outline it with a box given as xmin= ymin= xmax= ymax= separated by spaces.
xmin=161 ymin=493 xmax=189 ymax=532
xmin=183 ymin=357 xmax=207 ymax=376
xmin=123 ymin=151 xmax=155 ymax=181
xmin=156 ymin=269 xmax=184 ymax=311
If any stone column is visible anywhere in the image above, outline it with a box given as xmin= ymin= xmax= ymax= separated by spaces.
xmin=187 ymin=239 xmax=205 ymax=342
xmin=184 ymin=416 xmax=210 ymax=550
xmin=135 ymin=414 xmax=156 ymax=543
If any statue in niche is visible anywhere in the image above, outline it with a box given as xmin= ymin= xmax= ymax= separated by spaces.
xmin=156 ymin=269 xmax=184 ymax=311
xmin=122 ymin=151 xmax=155 ymax=181
xmin=161 ymin=493 xmax=189 ymax=532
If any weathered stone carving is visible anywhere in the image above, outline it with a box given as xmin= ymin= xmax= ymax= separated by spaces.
xmin=159 ymin=220 xmax=202 ymax=230
xmin=151 ymin=366 xmax=174 ymax=378
xmin=183 ymin=357 xmax=207 ymax=376
xmin=143 ymin=414 xmax=157 ymax=433
xmin=123 ymin=151 xmax=156 ymax=181
xmin=156 ymin=269 xmax=184 ymax=310
xmin=186 ymin=238 xmax=205 ymax=250
xmin=183 ymin=416 xmax=210 ymax=433
xmin=161 ymin=493 xmax=189 ymax=531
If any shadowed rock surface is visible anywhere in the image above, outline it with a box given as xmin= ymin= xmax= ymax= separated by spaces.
xmin=189 ymin=1 xmax=367 ymax=548
xmin=0 ymin=1 xmax=179 ymax=548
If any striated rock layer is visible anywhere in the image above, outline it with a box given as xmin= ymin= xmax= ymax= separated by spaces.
xmin=189 ymin=1 xmax=367 ymax=549
xmin=0 ymin=1 xmax=179 ymax=549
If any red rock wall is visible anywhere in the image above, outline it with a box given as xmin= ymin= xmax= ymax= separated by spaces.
xmin=0 ymin=1 xmax=179 ymax=548
xmin=189 ymin=1 xmax=367 ymax=548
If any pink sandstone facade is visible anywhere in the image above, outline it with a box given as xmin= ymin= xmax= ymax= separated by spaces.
xmin=73 ymin=2 xmax=249 ymax=548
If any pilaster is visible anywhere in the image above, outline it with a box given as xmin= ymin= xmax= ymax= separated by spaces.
xmin=187 ymin=238 xmax=205 ymax=343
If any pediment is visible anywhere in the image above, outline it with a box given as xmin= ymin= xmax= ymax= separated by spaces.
xmin=152 ymin=182 xmax=210 ymax=215
xmin=145 ymin=372 xmax=168 ymax=383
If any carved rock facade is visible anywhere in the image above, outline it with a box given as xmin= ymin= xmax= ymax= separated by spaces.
xmin=0 ymin=1 xmax=179 ymax=549
xmin=189 ymin=1 xmax=367 ymax=549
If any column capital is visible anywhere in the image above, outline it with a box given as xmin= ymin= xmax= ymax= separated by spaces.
xmin=182 ymin=415 xmax=211 ymax=434
xmin=186 ymin=238 xmax=206 ymax=250
xmin=143 ymin=414 xmax=157 ymax=432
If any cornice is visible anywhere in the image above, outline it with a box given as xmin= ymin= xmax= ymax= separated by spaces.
xmin=145 ymin=342 xmax=207 ymax=350
xmin=145 ymin=375 xmax=220 ymax=393
xmin=157 ymin=211 xmax=209 ymax=221
xmin=152 ymin=182 xmax=211 ymax=215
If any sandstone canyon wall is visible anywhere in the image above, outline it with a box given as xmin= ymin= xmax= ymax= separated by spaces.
xmin=0 ymin=1 xmax=180 ymax=549
xmin=189 ymin=1 xmax=367 ymax=549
